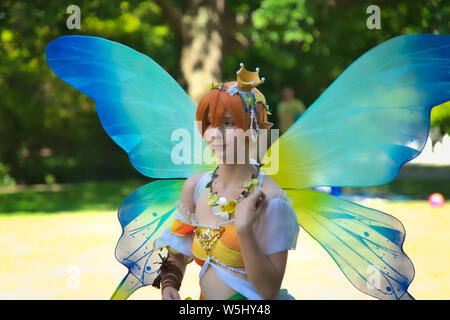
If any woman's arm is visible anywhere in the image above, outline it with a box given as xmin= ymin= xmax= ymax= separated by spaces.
xmin=161 ymin=172 xmax=204 ymax=300
xmin=161 ymin=252 xmax=187 ymax=300
xmin=237 ymin=229 xmax=288 ymax=299
xmin=235 ymin=190 xmax=288 ymax=300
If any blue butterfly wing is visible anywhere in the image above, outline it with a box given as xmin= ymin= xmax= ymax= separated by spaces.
xmin=287 ymin=189 xmax=414 ymax=300
xmin=45 ymin=36 xmax=216 ymax=299
xmin=110 ymin=179 xmax=185 ymax=300
xmin=263 ymin=34 xmax=450 ymax=299
xmin=267 ymin=34 xmax=450 ymax=189
xmin=46 ymin=35 xmax=213 ymax=178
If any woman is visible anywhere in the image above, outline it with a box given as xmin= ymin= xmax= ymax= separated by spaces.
xmin=155 ymin=79 xmax=299 ymax=300
xmin=46 ymin=34 xmax=447 ymax=301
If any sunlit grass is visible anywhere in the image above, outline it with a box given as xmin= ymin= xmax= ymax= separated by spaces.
xmin=1 ymin=200 xmax=448 ymax=300
xmin=1 ymin=174 xmax=449 ymax=299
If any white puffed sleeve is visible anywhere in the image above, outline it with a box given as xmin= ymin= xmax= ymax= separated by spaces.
xmin=253 ymin=197 xmax=300 ymax=255
xmin=153 ymin=202 xmax=195 ymax=259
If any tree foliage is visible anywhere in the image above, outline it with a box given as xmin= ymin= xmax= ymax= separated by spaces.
xmin=0 ymin=0 xmax=448 ymax=184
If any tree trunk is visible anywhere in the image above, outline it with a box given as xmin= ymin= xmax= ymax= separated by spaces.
xmin=156 ymin=0 xmax=225 ymax=105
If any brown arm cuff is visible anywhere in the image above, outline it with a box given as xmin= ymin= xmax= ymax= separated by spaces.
xmin=151 ymin=253 xmax=183 ymax=291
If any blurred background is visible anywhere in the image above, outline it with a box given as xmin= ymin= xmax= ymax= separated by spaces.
xmin=0 ymin=0 xmax=449 ymax=299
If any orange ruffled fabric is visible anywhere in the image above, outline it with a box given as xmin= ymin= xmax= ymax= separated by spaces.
xmin=168 ymin=218 xmax=244 ymax=267
xmin=170 ymin=218 xmax=196 ymax=236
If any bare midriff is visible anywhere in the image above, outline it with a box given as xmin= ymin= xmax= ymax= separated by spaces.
xmin=198 ymin=261 xmax=248 ymax=300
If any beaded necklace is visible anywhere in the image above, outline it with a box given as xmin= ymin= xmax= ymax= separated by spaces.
xmin=205 ymin=163 xmax=263 ymax=220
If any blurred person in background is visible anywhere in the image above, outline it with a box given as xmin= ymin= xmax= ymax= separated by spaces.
xmin=276 ymin=87 xmax=306 ymax=134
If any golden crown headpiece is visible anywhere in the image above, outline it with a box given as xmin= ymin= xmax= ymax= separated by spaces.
xmin=236 ymin=63 xmax=265 ymax=91
xmin=210 ymin=63 xmax=272 ymax=141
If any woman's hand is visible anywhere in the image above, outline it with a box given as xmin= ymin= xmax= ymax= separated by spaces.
xmin=235 ymin=189 xmax=268 ymax=233
xmin=162 ymin=286 xmax=181 ymax=300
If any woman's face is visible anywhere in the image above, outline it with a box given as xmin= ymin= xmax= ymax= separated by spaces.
xmin=204 ymin=109 xmax=252 ymax=164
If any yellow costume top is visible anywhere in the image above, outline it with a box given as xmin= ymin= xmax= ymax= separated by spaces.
xmin=170 ymin=212 xmax=244 ymax=268
xmin=153 ymin=171 xmax=299 ymax=299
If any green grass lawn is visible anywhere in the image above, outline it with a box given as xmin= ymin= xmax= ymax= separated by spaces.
xmin=0 ymin=179 xmax=149 ymax=214
xmin=342 ymin=165 xmax=450 ymax=200
xmin=342 ymin=177 xmax=450 ymax=200
xmin=1 ymin=165 xmax=449 ymax=215
xmin=1 ymin=171 xmax=449 ymax=299
xmin=2 ymin=197 xmax=449 ymax=299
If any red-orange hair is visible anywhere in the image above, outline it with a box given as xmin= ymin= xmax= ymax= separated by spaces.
xmin=196 ymin=81 xmax=268 ymax=137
